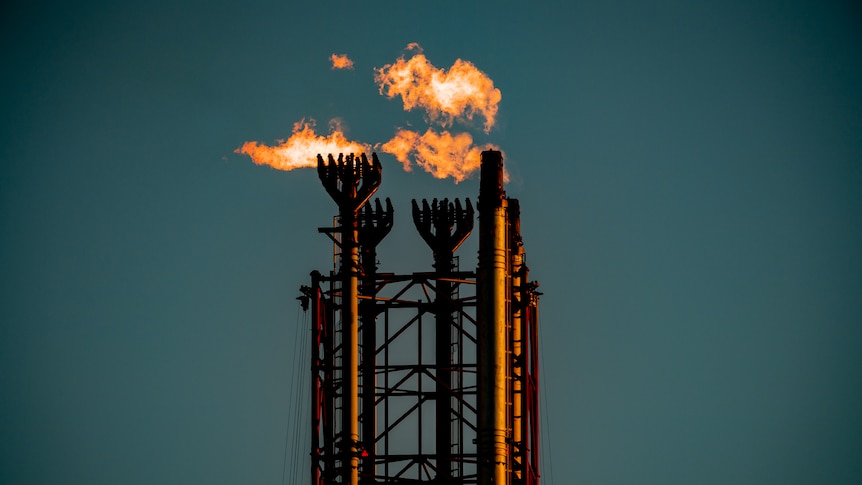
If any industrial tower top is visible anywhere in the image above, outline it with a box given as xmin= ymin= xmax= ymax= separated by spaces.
xmin=301 ymin=150 xmax=541 ymax=485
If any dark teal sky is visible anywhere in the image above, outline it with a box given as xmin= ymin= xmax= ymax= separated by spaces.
xmin=2 ymin=1 xmax=861 ymax=483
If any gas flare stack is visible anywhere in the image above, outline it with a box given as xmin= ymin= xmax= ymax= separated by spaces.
xmin=301 ymin=151 xmax=541 ymax=485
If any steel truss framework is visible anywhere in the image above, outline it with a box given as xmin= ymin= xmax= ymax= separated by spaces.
xmin=306 ymin=267 xmax=540 ymax=485
xmin=301 ymin=151 xmax=540 ymax=485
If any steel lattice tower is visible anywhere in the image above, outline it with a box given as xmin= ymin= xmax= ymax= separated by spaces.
xmin=301 ymin=151 xmax=541 ymax=485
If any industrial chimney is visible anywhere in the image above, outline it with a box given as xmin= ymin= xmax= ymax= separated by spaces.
xmin=303 ymin=150 xmax=541 ymax=485
xmin=476 ymin=150 xmax=509 ymax=485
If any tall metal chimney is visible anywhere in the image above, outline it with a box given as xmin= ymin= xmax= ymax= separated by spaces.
xmin=477 ymin=150 xmax=509 ymax=485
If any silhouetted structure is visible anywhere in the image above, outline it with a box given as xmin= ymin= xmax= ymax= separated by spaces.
xmin=302 ymin=151 xmax=540 ymax=485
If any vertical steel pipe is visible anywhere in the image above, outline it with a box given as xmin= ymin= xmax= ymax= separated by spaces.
xmin=317 ymin=153 xmax=381 ymax=485
xmin=509 ymin=200 xmax=525 ymax=483
xmin=358 ymin=198 xmax=393 ymax=484
xmin=309 ymin=271 xmax=323 ymax=485
xmin=413 ymin=197 xmax=474 ymax=483
xmin=341 ymin=206 xmax=360 ymax=485
xmin=477 ymin=150 xmax=509 ymax=485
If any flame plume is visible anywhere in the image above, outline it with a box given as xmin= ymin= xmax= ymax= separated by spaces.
xmin=381 ymin=128 xmax=502 ymax=183
xmin=236 ymin=119 xmax=370 ymax=171
xmin=239 ymin=45 xmax=505 ymax=183
xmin=330 ymin=53 xmax=354 ymax=70
xmin=375 ymin=46 xmax=502 ymax=133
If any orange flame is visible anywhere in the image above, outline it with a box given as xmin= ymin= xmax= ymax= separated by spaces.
xmin=381 ymin=128 xmax=502 ymax=183
xmin=236 ymin=119 xmax=370 ymax=171
xmin=375 ymin=46 xmax=502 ymax=133
xmin=330 ymin=53 xmax=354 ymax=70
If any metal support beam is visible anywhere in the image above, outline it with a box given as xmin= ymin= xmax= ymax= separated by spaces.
xmin=317 ymin=153 xmax=381 ymax=485
xmin=358 ymin=197 xmax=394 ymax=484
xmin=413 ymin=197 xmax=474 ymax=483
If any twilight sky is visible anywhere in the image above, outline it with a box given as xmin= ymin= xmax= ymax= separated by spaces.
xmin=2 ymin=1 xmax=861 ymax=484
